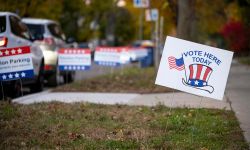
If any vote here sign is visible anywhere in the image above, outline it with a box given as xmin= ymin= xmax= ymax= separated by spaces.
xmin=0 ymin=46 xmax=34 ymax=81
xmin=155 ymin=36 xmax=233 ymax=100
xmin=58 ymin=48 xmax=91 ymax=71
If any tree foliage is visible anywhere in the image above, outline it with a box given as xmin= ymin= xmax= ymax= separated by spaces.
xmin=0 ymin=0 xmax=136 ymax=45
xmin=1 ymin=0 xmax=250 ymax=50
xmin=166 ymin=0 xmax=249 ymax=54
xmin=220 ymin=20 xmax=249 ymax=53
xmin=220 ymin=0 xmax=250 ymax=54
xmin=120 ymin=0 xmax=175 ymax=41
xmin=0 ymin=0 xmax=63 ymax=20
xmin=176 ymin=0 xmax=196 ymax=41
xmin=196 ymin=0 xmax=227 ymax=41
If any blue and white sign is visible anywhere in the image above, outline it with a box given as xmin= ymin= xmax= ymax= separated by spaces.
xmin=145 ymin=9 xmax=159 ymax=21
xmin=133 ymin=0 xmax=149 ymax=8
xmin=0 ymin=46 xmax=34 ymax=81
xmin=155 ymin=36 xmax=234 ymax=100
xmin=94 ymin=47 xmax=126 ymax=67
xmin=58 ymin=48 xmax=91 ymax=71
xmin=128 ymin=47 xmax=148 ymax=61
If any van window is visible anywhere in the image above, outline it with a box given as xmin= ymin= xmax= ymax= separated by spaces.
xmin=26 ymin=24 xmax=45 ymax=40
xmin=48 ymin=24 xmax=65 ymax=40
xmin=10 ymin=16 xmax=30 ymax=40
xmin=0 ymin=16 xmax=6 ymax=33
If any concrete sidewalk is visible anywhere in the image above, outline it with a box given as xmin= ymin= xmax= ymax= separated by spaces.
xmin=13 ymin=91 xmax=230 ymax=109
xmin=226 ymin=62 xmax=250 ymax=145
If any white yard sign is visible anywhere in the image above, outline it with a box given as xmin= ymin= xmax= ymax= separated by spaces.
xmin=94 ymin=47 xmax=130 ymax=66
xmin=155 ymin=36 xmax=233 ymax=100
xmin=0 ymin=46 xmax=34 ymax=81
xmin=94 ymin=47 xmax=149 ymax=66
xmin=128 ymin=47 xmax=148 ymax=61
xmin=58 ymin=48 xmax=91 ymax=71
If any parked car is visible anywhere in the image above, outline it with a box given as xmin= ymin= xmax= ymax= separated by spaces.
xmin=0 ymin=12 xmax=44 ymax=99
xmin=22 ymin=18 xmax=74 ymax=86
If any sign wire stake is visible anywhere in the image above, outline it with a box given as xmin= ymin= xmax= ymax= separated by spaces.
xmin=1 ymin=81 xmax=5 ymax=100
xmin=66 ymin=71 xmax=68 ymax=84
xmin=191 ymin=96 xmax=204 ymax=144
xmin=19 ymin=78 xmax=24 ymax=97
xmin=166 ymin=89 xmax=175 ymax=130
xmin=169 ymin=89 xmax=175 ymax=112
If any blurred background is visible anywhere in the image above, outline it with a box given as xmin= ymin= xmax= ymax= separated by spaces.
xmin=1 ymin=0 xmax=249 ymax=56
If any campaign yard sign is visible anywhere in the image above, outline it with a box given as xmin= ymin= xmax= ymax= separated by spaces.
xmin=0 ymin=46 xmax=34 ymax=81
xmin=155 ymin=36 xmax=233 ymax=100
xmin=58 ymin=48 xmax=91 ymax=71
xmin=128 ymin=47 xmax=148 ymax=61
xmin=94 ymin=47 xmax=129 ymax=66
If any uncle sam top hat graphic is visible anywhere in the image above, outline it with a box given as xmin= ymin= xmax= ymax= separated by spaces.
xmin=182 ymin=64 xmax=214 ymax=93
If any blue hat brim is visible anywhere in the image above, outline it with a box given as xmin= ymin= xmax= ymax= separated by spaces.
xmin=182 ymin=78 xmax=214 ymax=94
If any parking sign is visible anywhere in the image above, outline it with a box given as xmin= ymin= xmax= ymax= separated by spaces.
xmin=145 ymin=9 xmax=158 ymax=21
xmin=134 ymin=0 xmax=149 ymax=8
xmin=0 ymin=46 xmax=34 ymax=81
xmin=58 ymin=48 xmax=91 ymax=71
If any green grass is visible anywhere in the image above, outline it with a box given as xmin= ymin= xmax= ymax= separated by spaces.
xmin=0 ymin=101 xmax=248 ymax=149
xmin=53 ymin=67 xmax=174 ymax=93
xmin=238 ymin=57 xmax=250 ymax=65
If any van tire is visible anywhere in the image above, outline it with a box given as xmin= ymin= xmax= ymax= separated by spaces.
xmin=30 ymin=63 xmax=44 ymax=92
xmin=47 ymin=66 xmax=61 ymax=87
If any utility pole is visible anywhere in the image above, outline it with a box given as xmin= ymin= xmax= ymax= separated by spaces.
xmin=159 ymin=16 xmax=164 ymax=54
xmin=154 ymin=17 xmax=159 ymax=70
xmin=133 ymin=0 xmax=149 ymax=40
xmin=138 ymin=8 xmax=144 ymax=40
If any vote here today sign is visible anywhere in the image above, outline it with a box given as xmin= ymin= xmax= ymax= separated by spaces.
xmin=58 ymin=48 xmax=91 ymax=71
xmin=0 ymin=46 xmax=34 ymax=81
xmin=155 ymin=36 xmax=233 ymax=100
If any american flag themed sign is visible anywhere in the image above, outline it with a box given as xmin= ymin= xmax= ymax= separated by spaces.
xmin=94 ymin=47 xmax=129 ymax=67
xmin=128 ymin=47 xmax=148 ymax=61
xmin=0 ymin=46 xmax=34 ymax=81
xmin=155 ymin=36 xmax=234 ymax=100
xmin=58 ymin=48 xmax=91 ymax=71
xmin=168 ymin=56 xmax=185 ymax=71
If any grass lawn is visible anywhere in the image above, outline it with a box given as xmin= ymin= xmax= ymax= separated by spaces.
xmin=53 ymin=67 xmax=174 ymax=93
xmin=0 ymin=101 xmax=248 ymax=149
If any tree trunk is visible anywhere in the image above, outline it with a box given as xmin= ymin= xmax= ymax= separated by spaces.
xmin=177 ymin=0 xmax=197 ymax=41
